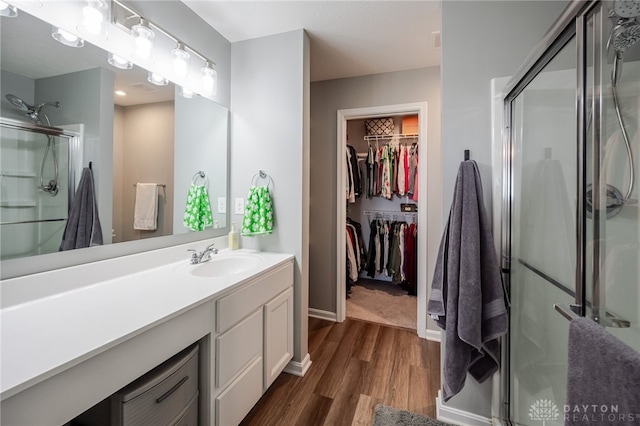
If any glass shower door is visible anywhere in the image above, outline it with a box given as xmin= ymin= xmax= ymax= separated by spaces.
xmin=508 ymin=36 xmax=577 ymax=426
xmin=0 ymin=123 xmax=71 ymax=259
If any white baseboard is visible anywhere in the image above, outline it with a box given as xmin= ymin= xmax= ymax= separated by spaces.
xmin=426 ymin=328 xmax=441 ymax=342
xmin=284 ymin=353 xmax=312 ymax=377
xmin=436 ymin=391 xmax=493 ymax=426
xmin=308 ymin=308 xmax=337 ymax=322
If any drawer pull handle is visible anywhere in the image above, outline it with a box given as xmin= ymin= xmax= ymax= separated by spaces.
xmin=155 ymin=376 xmax=189 ymax=404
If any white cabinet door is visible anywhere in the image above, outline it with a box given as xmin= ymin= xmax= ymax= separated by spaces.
xmin=263 ymin=287 xmax=293 ymax=390
xmin=215 ymin=357 xmax=262 ymax=426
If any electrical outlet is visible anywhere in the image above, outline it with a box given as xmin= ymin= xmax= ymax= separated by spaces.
xmin=234 ymin=198 xmax=244 ymax=214
xmin=217 ymin=197 xmax=226 ymax=213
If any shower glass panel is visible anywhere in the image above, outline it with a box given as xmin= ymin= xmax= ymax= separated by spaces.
xmin=0 ymin=123 xmax=72 ymax=259
xmin=508 ymin=36 xmax=577 ymax=426
xmin=587 ymin=1 xmax=640 ymax=351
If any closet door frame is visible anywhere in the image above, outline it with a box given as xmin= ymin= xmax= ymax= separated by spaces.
xmin=336 ymin=102 xmax=436 ymax=340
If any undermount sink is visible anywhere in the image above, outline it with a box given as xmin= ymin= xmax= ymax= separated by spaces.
xmin=186 ymin=254 xmax=262 ymax=278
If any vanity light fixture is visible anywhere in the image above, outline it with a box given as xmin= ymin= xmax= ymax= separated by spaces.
xmin=77 ymin=0 xmax=108 ymax=38
xmin=148 ymin=71 xmax=168 ymax=86
xmin=172 ymin=42 xmax=190 ymax=77
xmin=52 ymin=26 xmax=84 ymax=48
xmin=0 ymin=1 xmax=17 ymax=17
xmin=178 ymin=86 xmax=197 ymax=99
xmin=108 ymin=52 xmax=133 ymax=69
xmin=201 ymin=61 xmax=217 ymax=96
xmin=132 ymin=18 xmax=154 ymax=60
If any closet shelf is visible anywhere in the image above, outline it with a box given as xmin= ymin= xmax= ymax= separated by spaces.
xmin=364 ymin=133 xmax=419 ymax=143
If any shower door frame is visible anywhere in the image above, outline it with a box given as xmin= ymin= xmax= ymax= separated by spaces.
xmin=498 ymin=0 xmax=598 ymax=422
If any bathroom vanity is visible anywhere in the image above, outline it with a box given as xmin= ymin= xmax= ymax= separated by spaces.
xmin=0 ymin=247 xmax=295 ymax=426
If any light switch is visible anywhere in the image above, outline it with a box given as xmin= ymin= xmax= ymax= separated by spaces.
xmin=234 ymin=198 xmax=244 ymax=214
xmin=217 ymin=197 xmax=226 ymax=213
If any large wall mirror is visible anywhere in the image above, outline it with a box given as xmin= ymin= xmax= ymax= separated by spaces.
xmin=0 ymin=3 xmax=229 ymax=279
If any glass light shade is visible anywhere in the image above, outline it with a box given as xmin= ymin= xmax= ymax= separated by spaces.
xmin=77 ymin=0 xmax=108 ymax=38
xmin=108 ymin=52 xmax=133 ymax=70
xmin=148 ymin=72 xmax=168 ymax=86
xmin=132 ymin=19 xmax=154 ymax=60
xmin=52 ymin=27 xmax=84 ymax=48
xmin=172 ymin=43 xmax=190 ymax=77
xmin=0 ymin=1 xmax=18 ymax=17
xmin=179 ymin=86 xmax=197 ymax=99
xmin=201 ymin=62 xmax=217 ymax=96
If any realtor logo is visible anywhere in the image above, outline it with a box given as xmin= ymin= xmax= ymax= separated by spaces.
xmin=529 ymin=399 xmax=560 ymax=425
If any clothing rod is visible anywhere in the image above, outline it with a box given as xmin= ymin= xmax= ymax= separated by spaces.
xmin=363 ymin=210 xmax=417 ymax=216
xmin=364 ymin=134 xmax=418 ymax=141
xmin=132 ymin=183 xmax=166 ymax=188
xmin=0 ymin=217 xmax=66 ymax=226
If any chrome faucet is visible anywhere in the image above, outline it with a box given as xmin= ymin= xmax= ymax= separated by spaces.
xmin=188 ymin=243 xmax=219 ymax=264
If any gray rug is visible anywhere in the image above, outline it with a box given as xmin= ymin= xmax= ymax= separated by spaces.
xmin=372 ymin=404 xmax=456 ymax=426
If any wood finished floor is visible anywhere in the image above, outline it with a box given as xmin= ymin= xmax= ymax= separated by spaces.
xmin=240 ymin=317 xmax=441 ymax=426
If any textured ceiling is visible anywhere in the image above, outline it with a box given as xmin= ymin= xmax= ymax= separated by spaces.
xmin=182 ymin=1 xmax=442 ymax=82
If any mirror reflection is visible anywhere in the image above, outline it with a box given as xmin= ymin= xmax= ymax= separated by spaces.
xmin=0 ymin=8 xmax=228 ymax=262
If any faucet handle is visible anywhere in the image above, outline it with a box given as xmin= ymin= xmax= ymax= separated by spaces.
xmin=206 ymin=243 xmax=216 ymax=250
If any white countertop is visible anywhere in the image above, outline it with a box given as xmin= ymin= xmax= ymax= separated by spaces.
xmin=0 ymin=249 xmax=293 ymax=401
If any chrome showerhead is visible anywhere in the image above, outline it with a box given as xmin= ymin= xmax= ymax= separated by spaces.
xmin=5 ymin=94 xmax=34 ymax=112
xmin=614 ymin=0 xmax=640 ymax=18
xmin=4 ymin=94 xmax=60 ymax=125
xmin=612 ymin=18 xmax=640 ymax=52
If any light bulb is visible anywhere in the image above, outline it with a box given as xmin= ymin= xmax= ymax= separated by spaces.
xmin=148 ymin=72 xmax=168 ymax=86
xmin=0 ymin=0 xmax=17 ymax=17
xmin=132 ymin=19 xmax=154 ymax=60
xmin=77 ymin=0 xmax=108 ymax=39
xmin=201 ymin=62 xmax=217 ymax=96
xmin=108 ymin=53 xmax=133 ymax=70
xmin=172 ymin=43 xmax=190 ymax=77
xmin=179 ymin=86 xmax=196 ymax=99
xmin=52 ymin=27 xmax=84 ymax=48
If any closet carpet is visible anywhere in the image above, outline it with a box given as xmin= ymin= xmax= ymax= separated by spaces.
xmin=347 ymin=278 xmax=417 ymax=330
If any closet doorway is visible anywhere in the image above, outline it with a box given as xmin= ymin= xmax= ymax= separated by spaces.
xmin=337 ymin=103 xmax=429 ymax=338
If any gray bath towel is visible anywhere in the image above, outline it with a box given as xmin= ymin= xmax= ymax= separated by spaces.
xmin=427 ymin=160 xmax=507 ymax=402
xmin=59 ymin=167 xmax=103 ymax=251
xmin=566 ymin=317 xmax=640 ymax=425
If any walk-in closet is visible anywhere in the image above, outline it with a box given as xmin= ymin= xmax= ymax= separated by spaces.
xmin=344 ymin=114 xmax=419 ymax=330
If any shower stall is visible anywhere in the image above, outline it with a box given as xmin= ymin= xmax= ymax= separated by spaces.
xmin=498 ymin=0 xmax=640 ymax=424
xmin=0 ymin=116 xmax=82 ymax=260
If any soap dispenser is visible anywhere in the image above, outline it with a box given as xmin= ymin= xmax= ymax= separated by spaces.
xmin=228 ymin=221 xmax=239 ymax=250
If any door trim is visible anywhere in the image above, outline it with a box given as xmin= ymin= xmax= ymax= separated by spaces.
xmin=336 ymin=102 xmax=429 ymax=338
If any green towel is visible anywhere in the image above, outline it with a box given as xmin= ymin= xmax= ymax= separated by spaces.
xmin=183 ymin=184 xmax=213 ymax=231
xmin=241 ymin=185 xmax=274 ymax=236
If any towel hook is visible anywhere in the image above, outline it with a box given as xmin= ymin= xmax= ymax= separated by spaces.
xmin=464 ymin=150 xmax=470 ymax=161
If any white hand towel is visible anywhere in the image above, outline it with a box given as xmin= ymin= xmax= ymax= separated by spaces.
xmin=133 ymin=183 xmax=158 ymax=231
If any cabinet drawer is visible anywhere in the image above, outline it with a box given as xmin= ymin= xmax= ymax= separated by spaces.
xmin=215 ymin=357 xmax=262 ymax=426
xmin=113 ymin=345 xmax=199 ymax=426
xmin=217 ymin=261 xmax=293 ymax=333
xmin=172 ymin=392 xmax=198 ymax=426
xmin=216 ymin=308 xmax=262 ymax=389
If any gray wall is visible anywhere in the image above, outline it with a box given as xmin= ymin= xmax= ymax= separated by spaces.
xmin=309 ymin=67 xmax=441 ymax=320
xmin=230 ymin=30 xmax=310 ymax=365
xmin=440 ymin=0 xmax=568 ymax=417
